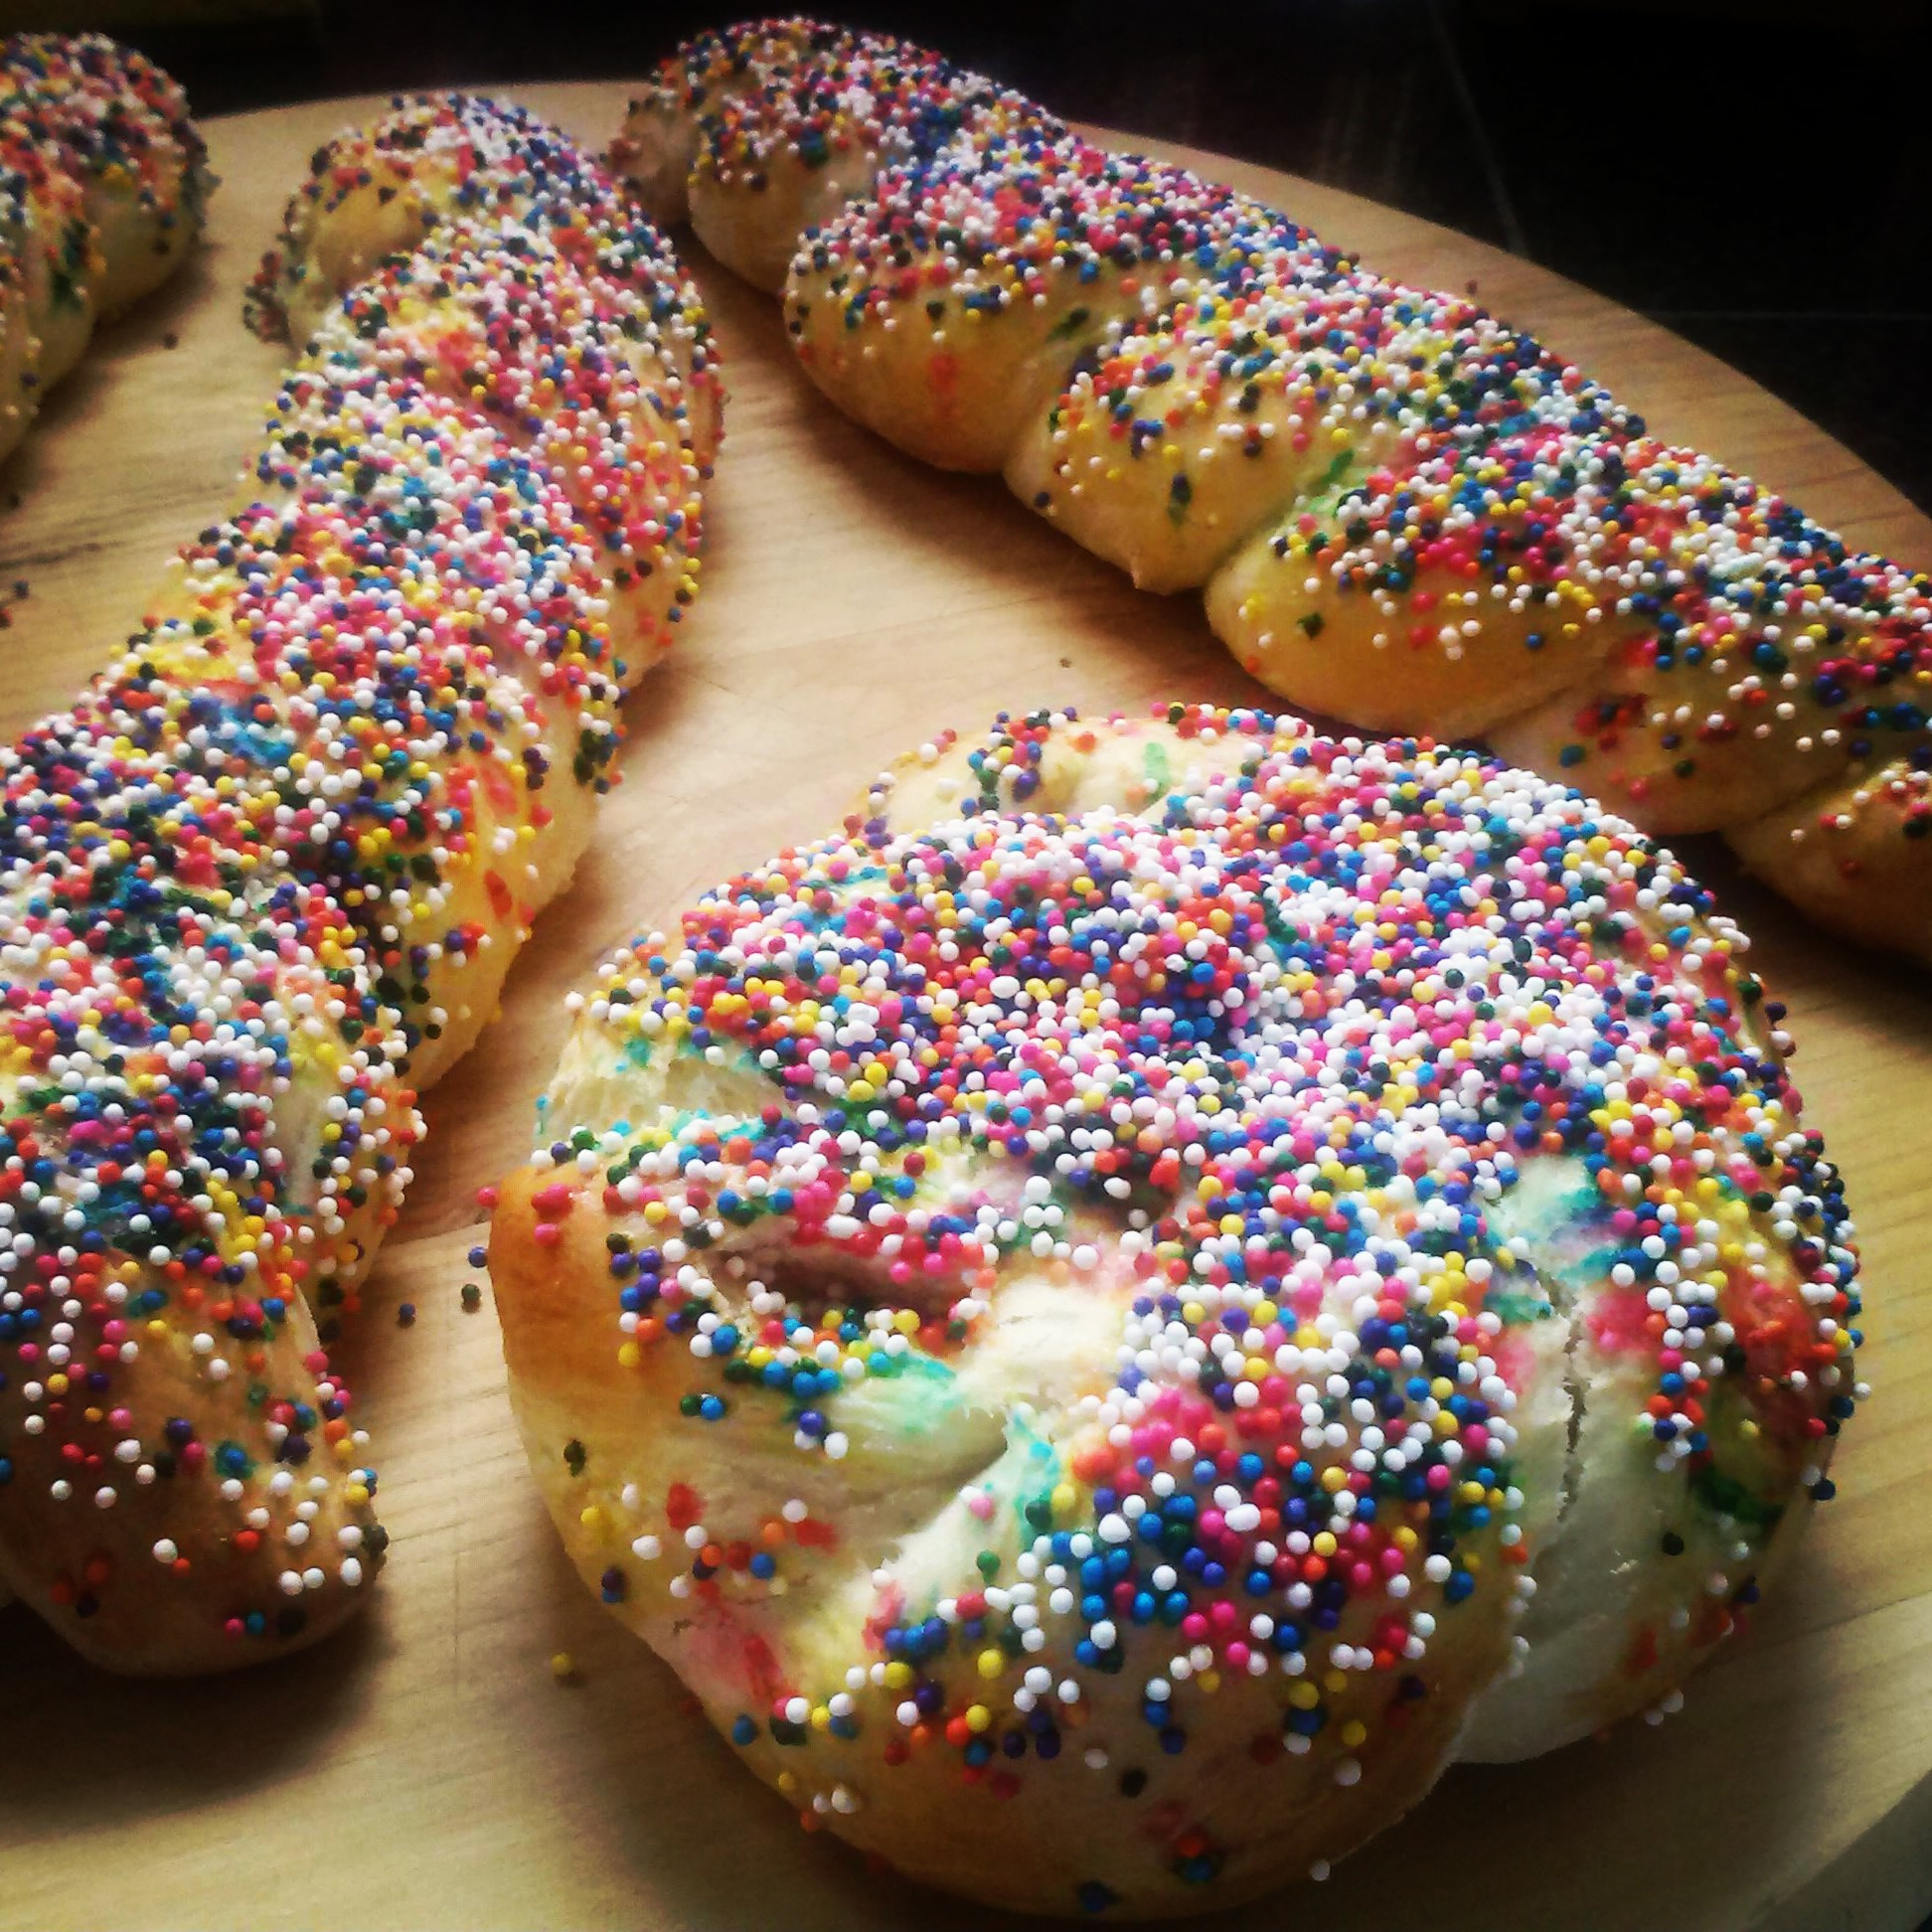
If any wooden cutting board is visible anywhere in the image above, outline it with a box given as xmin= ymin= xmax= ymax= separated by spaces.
xmin=0 ymin=80 xmax=1928 ymax=1932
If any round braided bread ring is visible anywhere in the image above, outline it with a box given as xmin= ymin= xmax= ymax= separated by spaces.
xmin=492 ymin=703 xmax=1858 ymax=1915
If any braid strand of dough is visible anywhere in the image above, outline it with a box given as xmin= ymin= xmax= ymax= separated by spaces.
xmin=0 ymin=96 xmax=718 ymax=1674
xmin=491 ymin=702 xmax=1861 ymax=1915
xmin=0 ymin=34 xmax=211 ymax=471
xmin=617 ymin=18 xmax=1931 ymax=964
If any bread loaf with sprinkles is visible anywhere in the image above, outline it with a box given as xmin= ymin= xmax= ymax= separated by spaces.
xmin=490 ymin=702 xmax=1860 ymax=1915
xmin=622 ymin=18 xmax=1932 ymax=965
xmin=619 ymin=18 xmax=1060 ymax=296
xmin=0 ymin=95 xmax=717 ymax=1674
xmin=0 ymin=34 xmax=210 ymax=473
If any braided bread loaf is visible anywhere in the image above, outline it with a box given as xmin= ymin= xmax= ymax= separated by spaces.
xmin=0 ymin=95 xmax=717 ymax=1674
xmin=491 ymin=703 xmax=1860 ymax=1916
xmin=0 ymin=34 xmax=210 ymax=471
xmin=618 ymin=19 xmax=1932 ymax=966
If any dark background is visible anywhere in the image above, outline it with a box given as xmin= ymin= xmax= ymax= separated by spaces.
xmin=24 ymin=0 xmax=1932 ymax=511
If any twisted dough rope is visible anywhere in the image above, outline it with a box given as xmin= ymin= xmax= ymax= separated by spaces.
xmin=0 ymin=35 xmax=210 ymax=472
xmin=491 ymin=702 xmax=1861 ymax=1915
xmin=0 ymin=95 xmax=717 ymax=1673
xmin=616 ymin=18 xmax=1931 ymax=965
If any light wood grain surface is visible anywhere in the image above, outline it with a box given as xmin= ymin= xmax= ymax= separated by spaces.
xmin=0 ymin=80 xmax=1928 ymax=1932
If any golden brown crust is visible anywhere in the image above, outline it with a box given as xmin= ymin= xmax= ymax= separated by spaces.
xmin=0 ymin=1296 xmax=379 ymax=1677
xmin=1726 ymin=759 xmax=1932 ymax=965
